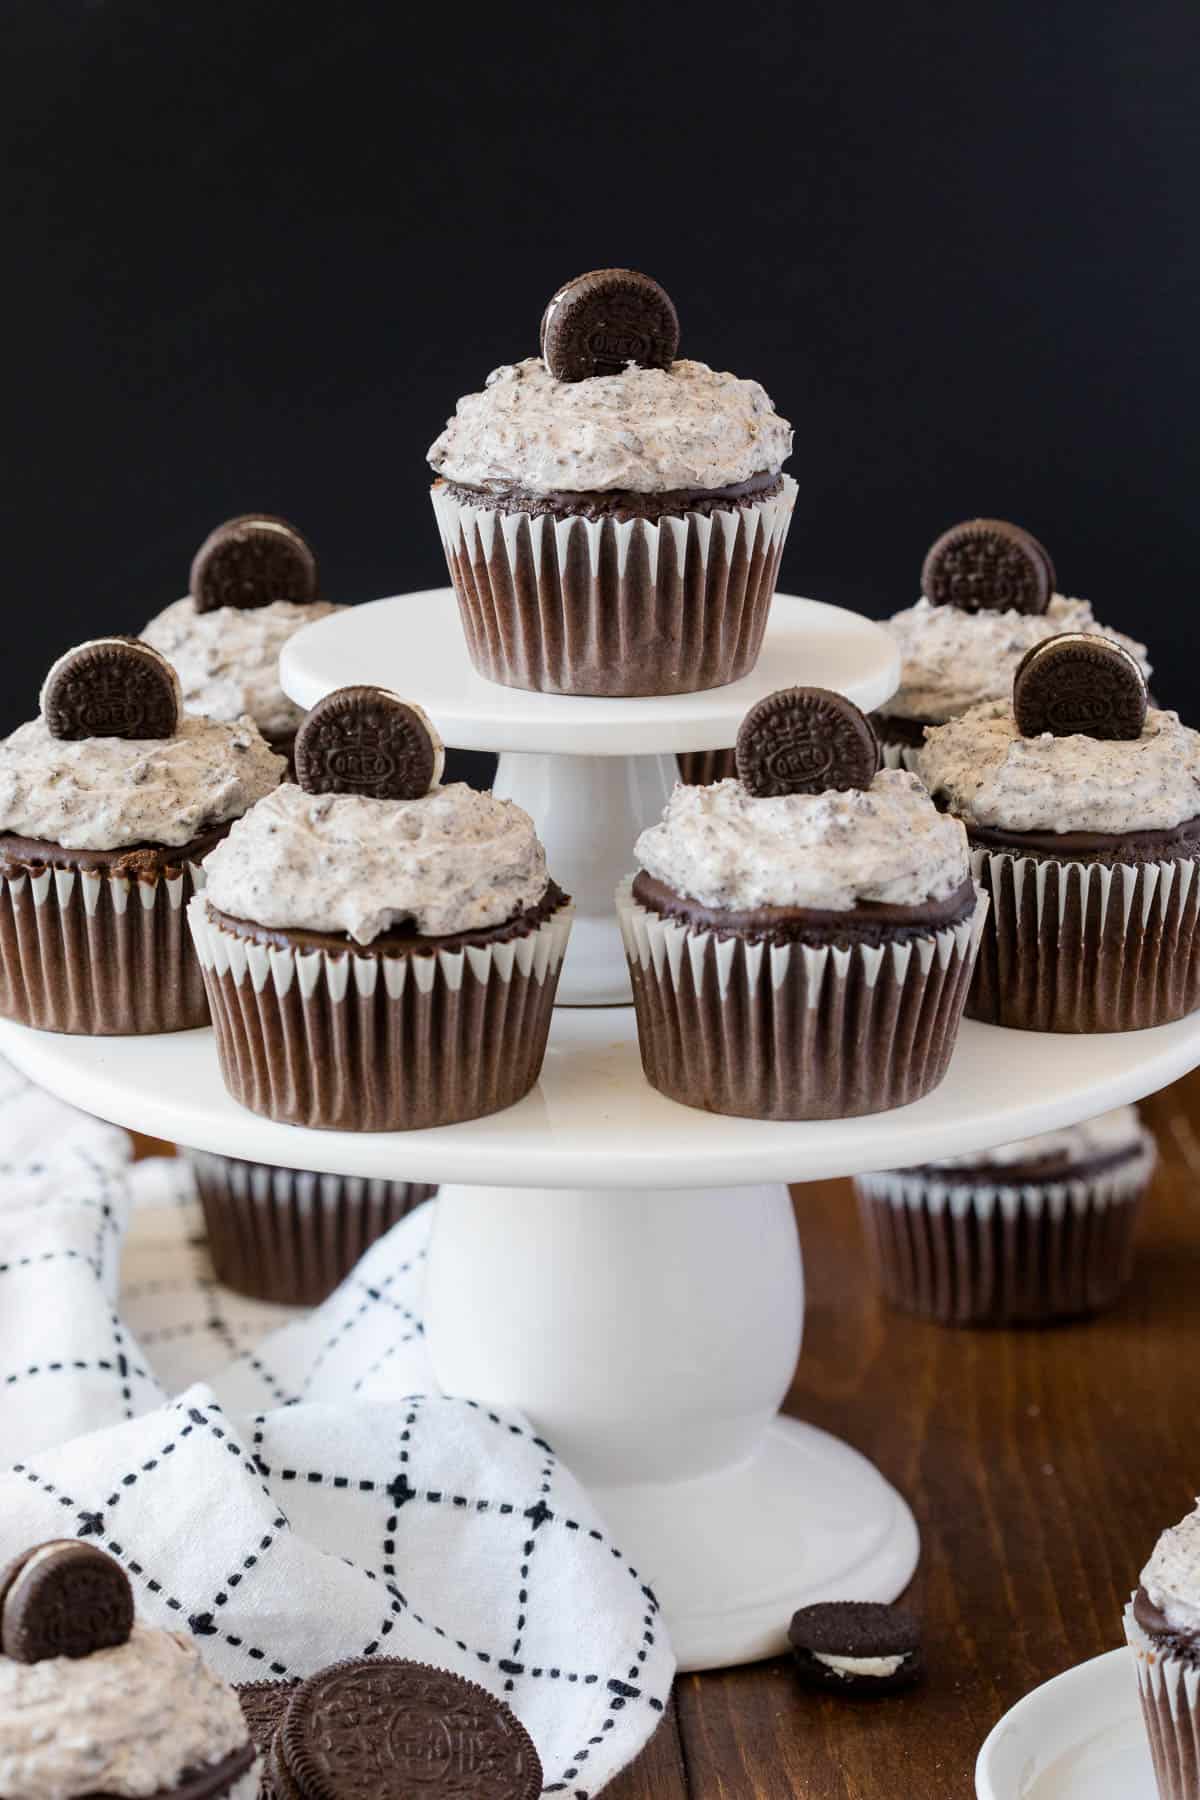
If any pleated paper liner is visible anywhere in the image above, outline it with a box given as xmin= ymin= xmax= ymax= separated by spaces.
xmin=431 ymin=474 xmax=797 ymax=697
xmin=189 ymin=896 xmax=574 ymax=1132
xmin=968 ymin=843 xmax=1200 ymax=1032
xmin=616 ymin=878 xmax=987 ymax=1121
xmin=856 ymin=1135 xmax=1155 ymax=1325
xmin=186 ymin=1152 xmax=437 ymax=1305
xmin=873 ymin=713 xmax=929 ymax=777
xmin=1125 ymin=1600 xmax=1200 ymax=1800
xmin=0 ymin=840 xmax=217 ymax=1035
xmin=676 ymin=748 xmax=736 ymax=785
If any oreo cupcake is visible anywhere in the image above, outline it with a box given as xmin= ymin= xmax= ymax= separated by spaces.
xmin=1126 ymin=1501 xmax=1200 ymax=1799
xmin=0 ymin=639 xmax=284 ymax=1034
xmin=429 ymin=268 xmax=795 ymax=697
xmin=190 ymin=685 xmax=573 ymax=1131
xmin=617 ymin=687 xmax=986 ymax=1120
xmin=874 ymin=518 xmax=1150 ymax=772
xmin=0 ymin=1541 xmax=257 ymax=1798
xmin=856 ymin=1105 xmax=1156 ymax=1325
xmin=142 ymin=515 xmax=344 ymax=773
xmin=921 ymin=634 xmax=1200 ymax=1032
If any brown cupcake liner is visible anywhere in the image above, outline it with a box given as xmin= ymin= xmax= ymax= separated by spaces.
xmin=856 ymin=1134 xmax=1155 ymax=1325
xmin=676 ymin=748 xmax=736 ymax=785
xmin=968 ymin=845 xmax=1200 ymax=1032
xmin=1125 ymin=1601 xmax=1200 ymax=1799
xmin=189 ymin=897 xmax=573 ymax=1131
xmin=431 ymin=475 xmax=797 ymax=697
xmin=0 ymin=854 xmax=212 ymax=1035
xmin=616 ymin=879 xmax=987 ymax=1120
xmin=185 ymin=1151 xmax=437 ymax=1305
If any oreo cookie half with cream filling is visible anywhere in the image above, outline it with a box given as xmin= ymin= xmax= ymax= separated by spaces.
xmin=190 ymin=686 xmax=573 ymax=1131
xmin=1125 ymin=1501 xmax=1200 ymax=1797
xmin=0 ymin=639 xmax=285 ymax=1034
xmin=788 ymin=1602 xmax=923 ymax=1696
xmin=428 ymin=271 xmax=796 ymax=696
xmin=617 ymin=686 xmax=986 ymax=1120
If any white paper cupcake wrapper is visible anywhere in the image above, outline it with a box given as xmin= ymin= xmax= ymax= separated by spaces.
xmin=431 ymin=475 xmax=797 ymax=697
xmin=616 ymin=877 xmax=987 ymax=1120
xmin=1125 ymin=1600 xmax=1200 ymax=1798
xmin=879 ymin=741 xmax=923 ymax=775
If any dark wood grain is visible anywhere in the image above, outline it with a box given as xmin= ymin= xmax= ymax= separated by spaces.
xmin=608 ymin=1069 xmax=1200 ymax=1799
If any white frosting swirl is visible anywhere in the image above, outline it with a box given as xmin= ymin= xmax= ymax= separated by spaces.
xmin=0 ymin=715 xmax=285 ymax=851
xmin=427 ymin=357 xmax=793 ymax=495
xmin=930 ymin=1105 xmax=1147 ymax=1171
xmin=1142 ymin=1502 xmax=1200 ymax=1634
xmin=633 ymin=771 xmax=970 ymax=912
xmin=0 ymin=1623 xmax=252 ymax=1799
xmin=883 ymin=595 xmax=1152 ymax=723
xmin=142 ymin=597 xmax=346 ymax=738
xmin=919 ymin=701 xmax=1200 ymax=834
xmin=203 ymin=781 xmax=550 ymax=944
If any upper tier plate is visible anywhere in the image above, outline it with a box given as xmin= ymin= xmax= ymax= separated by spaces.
xmin=280 ymin=590 xmax=901 ymax=754
xmin=3 ymin=1007 xmax=1198 ymax=1189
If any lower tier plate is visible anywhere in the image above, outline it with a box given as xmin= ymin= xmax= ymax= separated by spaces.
xmin=2 ymin=1007 xmax=1200 ymax=1187
xmin=976 ymin=1647 xmax=1150 ymax=1799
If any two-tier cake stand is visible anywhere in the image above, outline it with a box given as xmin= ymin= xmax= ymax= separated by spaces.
xmin=4 ymin=588 xmax=1200 ymax=1673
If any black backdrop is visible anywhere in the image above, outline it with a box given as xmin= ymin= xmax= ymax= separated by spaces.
xmin=4 ymin=0 xmax=1198 ymax=741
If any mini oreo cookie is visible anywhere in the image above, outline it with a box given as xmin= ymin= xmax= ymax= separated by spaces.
xmin=190 ymin=514 xmax=319 ymax=614
xmin=276 ymin=1657 xmax=542 ymax=1799
xmin=922 ymin=518 xmax=1054 ymax=616
xmin=1012 ymin=631 xmax=1148 ymax=741
xmin=0 ymin=1540 xmax=134 ymax=1663
xmin=41 ymin=638 xmax=180 ymax=741
xmin=540 ymin=269 xmax=679 ymax=382
xmin=735 ymin=686 xmax=880 ymax=797
xmin=294 ymin=686 xmax=443 ymax=801
xmin=788 ymin=1601 xmax=923 ymax=1696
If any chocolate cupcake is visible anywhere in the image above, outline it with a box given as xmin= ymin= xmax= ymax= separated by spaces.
xmin=190 ymin=686 xmax=573 ymax=1131
xmin=0 ymin=640 xmax=284 ymax=1035
xmin=856 ymin=1105 xmax=1156 ymax=1325
xmin=142 ymin=515 xmax=345 ymax=773
xmin=0 ymin=1542 xmax=257 ymax=1798
xmin=617 ymin=687 xmax=986 ymax=1120
xmin=428 ymin=269 xmax=796 ymax=698
xmin=920 ymin=636 xmax=1200 ymax=1032
xmin=874 ymin=518 xmax=1150 ymax=773
xmin=1126 ymin=1501 xmax=1200 ymax=1799
xmin=185 ymin=1150 xmax=436 ymax=1305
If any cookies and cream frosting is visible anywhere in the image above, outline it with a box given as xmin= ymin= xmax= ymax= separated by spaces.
xmin=633 ymin=771 xmax=969 ymax=912
xmin=427 ymin=357 xmax=793 ymax=495
xmin=930 ymin=1105 xmax=1148 ymax=1172
xmin=0 ymin=715 xmax=285 ymax=851
xmin=0 ymin=1623 xmax=254 ymax=1800
xmin=883 ymin=595 xmax=1152 ymax=723
xmin=919 ymin=701 xmax=1200 ymax=834
xmin=203 ymin=781 xmax=550 ymax=944
xmin=1141 ymin=1502 xmax=1200 ymax=1634
xmin=142 ymin=598 xmax=345 ymax=738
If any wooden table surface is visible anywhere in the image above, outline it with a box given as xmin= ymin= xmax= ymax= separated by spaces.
xmin=604 ymin=1067 xmax=1200 ymax=1800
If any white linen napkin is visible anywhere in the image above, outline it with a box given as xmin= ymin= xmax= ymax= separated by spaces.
xmin=0 ymin=1058 xmax=674 ymax=1795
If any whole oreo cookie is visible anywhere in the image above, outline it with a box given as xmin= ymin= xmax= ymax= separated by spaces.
xmin=294 ymin=686 xmax=443 ymax=800
xmin=540 ymin=269 xmax=680 ymax=382
xmin=0 ymin=1541 xmax=134 ymax=1663
xmin=921 ymin=518 xmax=1054 ymax=616
xmin=735 ymin=686 xmax=880 ymax=797
xmin=190 ymin=514 xmax=319 ymax=613
xmin=788 ymin=1600 xmax=923 ymax=1696
xmin=1012 ymin=631 xmax=1148 ymax=741
xmin=276 ymin=1657 xmax=542 ymax=1799
xmin=41 ymin=638 xmax=180 ymax=741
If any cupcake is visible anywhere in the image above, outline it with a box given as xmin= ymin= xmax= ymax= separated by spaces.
xmin=873 ymin=518 xmax=1150 ymax=772
xmin=0 ymin=639 xmax=284 ymax=1035
xmin=1126 ymin=1501 xmax=1200 ymax=1799
xmin=920 ymin=633 xmax=1200 ymax=1033
xmin=617 ymin=686 xmax=986 ymax=1120
xmin=184 ymin=1149 xmax=437 ymax=1305
xmin=142 ymin=515 xmax=344 ymax=773
xmin=190 ymin=685 xmax=573 ymax=1131
xmin=0 ymin=1541 xmax=257 ymax=1798
xmin=856 ymin=1105 xmax=1156 ymax=1325
xmin=428 ymin=268 xmax=796 ymax=697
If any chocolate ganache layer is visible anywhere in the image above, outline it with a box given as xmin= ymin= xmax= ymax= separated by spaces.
xmin=630 ymin=870 xmax=978 ymax=948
